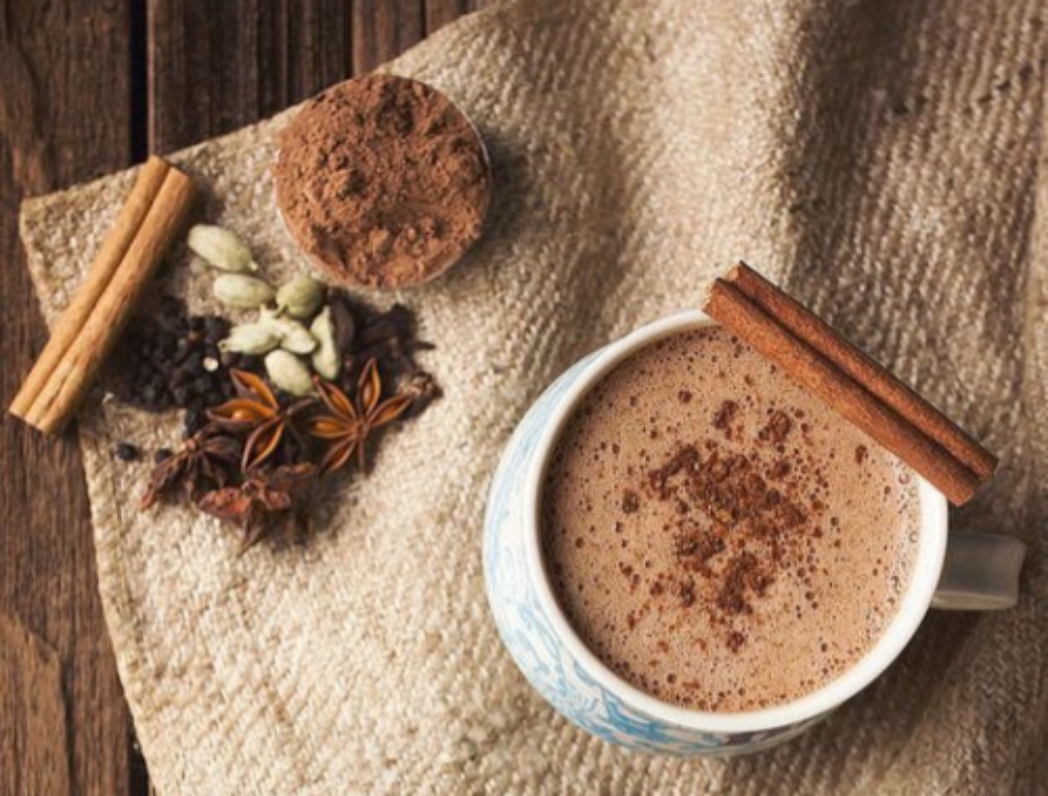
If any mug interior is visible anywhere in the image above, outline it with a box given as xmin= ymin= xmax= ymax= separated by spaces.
xmin=523 ymin=310 xmax=948 ymax=734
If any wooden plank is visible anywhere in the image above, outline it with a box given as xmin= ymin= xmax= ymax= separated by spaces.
xmin=426 ymin=0 xmax=500 ymax=37
xmin=424 ymin=0 xmax=468 ymax=36
xmin=353 ymin=0 xmax=425 ymax=74
xmin=148 ymin=0 xmax=355 ymax=153
xmin=0 ymin=2 xmax=134 ymax=795
xmin=0 ymin=613 xmax=71 ymax=796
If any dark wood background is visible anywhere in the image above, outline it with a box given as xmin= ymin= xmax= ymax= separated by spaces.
xmin=0 ymin=1 xmax=492 ymax=793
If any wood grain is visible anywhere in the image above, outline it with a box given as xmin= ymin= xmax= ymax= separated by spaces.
xmin=353 ymin=0 xmax=424 ymax=73
xmin=424 ymin=0 xmax=500 ymax=33
xmin=0 ymin=612 xmax=71 ymax=796
xmin=148 ymin=0 xmax=354 ymax=152
xmin=0 ymin=1 xmax=134 ymax=794
xmin=424 ymin=0 xmax=468 ymax=34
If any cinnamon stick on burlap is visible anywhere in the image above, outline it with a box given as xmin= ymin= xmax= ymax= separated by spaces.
xmin=703 ymin=263 xmax=996 ymax=505
xmin=9 ymin=156 xmax=195 ymax=434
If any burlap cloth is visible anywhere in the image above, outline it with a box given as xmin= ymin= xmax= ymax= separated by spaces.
xmin=16 ymin=0 xmax=1047 ymax=792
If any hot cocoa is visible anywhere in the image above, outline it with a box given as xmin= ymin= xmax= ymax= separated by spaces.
xmin=541 ymin=326 xmax=920 ymax=712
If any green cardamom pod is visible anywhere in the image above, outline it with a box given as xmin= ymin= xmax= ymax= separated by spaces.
xmin=187 ymin=224 xmax=259 ymax=272
xmin=218 ymin=323 xmax=281 ymax=355
xmin=264 ymin=350 xmax=314 ymax=397
xmin=259 ymin=308 xmax=317 ymax=354
xmin=275 ymin=273 xmax=325 ymax=319
xmin=310 ymin=306 xmax=341 ymax=380
xmin=213 ymin=274 xmax=275 ymax=309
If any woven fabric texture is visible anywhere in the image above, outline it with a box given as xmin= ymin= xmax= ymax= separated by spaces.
xmin=18 ymin=0 xmax=1047 ymax=793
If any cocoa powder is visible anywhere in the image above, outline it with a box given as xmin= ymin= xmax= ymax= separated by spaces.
xmin=274 ymin=75 xmax=490 ymax=290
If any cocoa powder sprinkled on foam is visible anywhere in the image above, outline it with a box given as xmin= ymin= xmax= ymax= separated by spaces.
xmin=541 ymin=327 xmax=920 ymax=712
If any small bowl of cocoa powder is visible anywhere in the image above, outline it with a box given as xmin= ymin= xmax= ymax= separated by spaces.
xmin=273 ymin=74 xmax=492 ymax=291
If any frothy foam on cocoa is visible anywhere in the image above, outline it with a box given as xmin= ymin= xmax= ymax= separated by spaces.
xmin=541 ymin=326 xmax=920 ymax=712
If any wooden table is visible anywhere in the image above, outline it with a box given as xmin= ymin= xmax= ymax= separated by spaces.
xmin=0 ymin=2 xmax=492 ymax=792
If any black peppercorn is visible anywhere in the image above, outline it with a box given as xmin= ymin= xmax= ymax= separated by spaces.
xmin=184 ymin=352 xmax=204 ymax=376
xmin=155 ymin=330 xmax=176 ymax=353
xmin=204 ymin=316 xmax=227 ymax=340
xmin=173 ymin=338 xmax=192 ymax=364
xmin=114 ymin=442 xmax=140 ymax=462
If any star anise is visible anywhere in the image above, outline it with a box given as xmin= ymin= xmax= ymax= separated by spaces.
xmin=307 ymin=358 xmax=413 ymax=473
xmin=140 ymin=425 xmax=242 ymax=509
xmin=198 ymin=463 xmax=317 ymax=550
xmin=207 ymin=369 xmax=314 ymax=471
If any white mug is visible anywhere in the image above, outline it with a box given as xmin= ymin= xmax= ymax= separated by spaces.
xmin=483 ymin=310 xmax=1025 ymax=756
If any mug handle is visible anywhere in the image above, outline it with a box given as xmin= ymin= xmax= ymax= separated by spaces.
xmin=932 ymin=532 xmax=1026 ymax=610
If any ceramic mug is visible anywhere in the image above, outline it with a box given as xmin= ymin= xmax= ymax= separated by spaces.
xmin=483 ymin=310 xmax=1025 ymax=756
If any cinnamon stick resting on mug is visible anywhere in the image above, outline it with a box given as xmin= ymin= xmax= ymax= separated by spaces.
xmin=10 ymin=156 xmax=195 ymax=434
xmin=703 ymin=263 xmax=996 ymax=505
